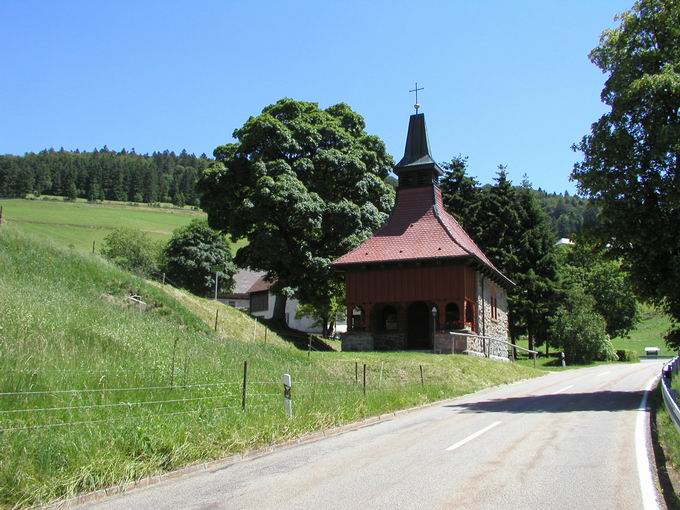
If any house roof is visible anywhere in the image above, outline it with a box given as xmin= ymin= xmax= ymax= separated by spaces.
xmin=226 ymin=269 xmax=268 ymax=298
xmin=332 ymin=112 xmax=513 ymax=288
xmin=394 ymin=113 xmax=443 ymax=176
xmin=247 ymin=274 xmax=273 ymax=294
xmin=333 ymin=186 xmax=512 ymax=287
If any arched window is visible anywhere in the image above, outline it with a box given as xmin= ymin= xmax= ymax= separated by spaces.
xmin=445 ymin=303 xmax=460 ymax=329
xmin=351 ymin=306 xmax=364 ymax=330
xmin=382 ymin=305 xmax=398 ymax=331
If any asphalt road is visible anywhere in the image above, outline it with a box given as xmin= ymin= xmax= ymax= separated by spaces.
xmin=83 ymin=361 xmax=665 ymax=510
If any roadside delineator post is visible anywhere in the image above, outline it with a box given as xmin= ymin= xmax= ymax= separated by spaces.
xmin=283 ymin=373 xmax=293 ymax=418
xmin=561 ymin=352 xmax=566 ymax=368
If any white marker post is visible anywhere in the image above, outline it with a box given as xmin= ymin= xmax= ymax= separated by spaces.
xmin=282 ymin=373 xmax=293 ymax=418
xmin=561 ymin=352 xmax=566 ymax=368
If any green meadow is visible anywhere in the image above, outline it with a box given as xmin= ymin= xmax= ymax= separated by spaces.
xmin=0 ymin=198 xmax=205 ymax=253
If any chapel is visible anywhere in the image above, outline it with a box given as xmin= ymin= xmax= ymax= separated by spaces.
xmin=332 ymin=111 xmax=513 ymax=351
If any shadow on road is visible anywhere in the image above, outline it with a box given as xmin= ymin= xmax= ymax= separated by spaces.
xmin=446 ymin=390 xmax=644 ymax=414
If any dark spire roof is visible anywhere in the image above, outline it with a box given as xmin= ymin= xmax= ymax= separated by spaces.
xmin=394 ymin=113 xmax=443 ymax=176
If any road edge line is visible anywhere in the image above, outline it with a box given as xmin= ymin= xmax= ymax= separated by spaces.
xmin=637 ymin=375 xmax=661 ymax=510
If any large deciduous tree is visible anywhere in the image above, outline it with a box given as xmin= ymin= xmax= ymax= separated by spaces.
xmin=572 ymin=0 xmax=680 ymax=347
xmin=197 ymin=99 xmax=395 ymax=334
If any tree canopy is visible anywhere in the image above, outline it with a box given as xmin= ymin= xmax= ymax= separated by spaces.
xmin=557 ymin=241 xmax=639 ymax=338
xmin=572 ymin=0 xmax=680 ymax=347
xmin=197 ymin=98 xmax=395 ymax=331
xmin=163 ymin=219 xmax=236 ymax=296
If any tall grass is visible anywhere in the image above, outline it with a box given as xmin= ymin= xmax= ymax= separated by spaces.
xmin=0 ymin=227 xmax=541 ymax=508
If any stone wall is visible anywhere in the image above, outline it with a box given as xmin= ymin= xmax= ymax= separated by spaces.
xmin=341 ymin=332 xmax=374 ymax=351
xmin=476 ymin=272 xmax=509 ymax=342
xmin=434 ymin=332 xmax=454 ymax=354
xmin=374 ymin=332 xmax=406 ymax=351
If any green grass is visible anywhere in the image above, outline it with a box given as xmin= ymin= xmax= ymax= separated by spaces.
xmin=0 ymin=197 xmax=241 ymax=254
xmin=652 ymin=382 xmax=680 ymax=507
xmin=0 ymin=227 xmax=542 ymax=508
xmin=612 ymin=302 xmax=675 ymax=356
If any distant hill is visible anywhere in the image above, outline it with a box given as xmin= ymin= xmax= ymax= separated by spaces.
xmin=0 ymin=147 xmax=210 ymax=206
xmin=531 ymin=189 xmax=597 ymax=239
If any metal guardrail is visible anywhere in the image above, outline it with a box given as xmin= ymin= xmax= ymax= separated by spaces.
xmin=661 ymin=357 xmax=680 ymax=433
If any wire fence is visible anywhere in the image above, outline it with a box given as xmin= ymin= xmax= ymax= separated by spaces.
xmin=0 ymin=359 xmax=449 ymax=434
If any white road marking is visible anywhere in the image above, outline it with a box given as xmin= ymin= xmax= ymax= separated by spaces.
xmin=636 ymin=375 xmax=660 ymax=510
xmin=551 ymin=385 xmax=574 ymax=395
xmin=596 ymin=371 xmax=611 ymax=377
xmin=445 ymin=421 xmax=502 ymax=452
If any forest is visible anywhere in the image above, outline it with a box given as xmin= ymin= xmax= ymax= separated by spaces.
xmin=0 ymin=147 xmax=210 ymax=206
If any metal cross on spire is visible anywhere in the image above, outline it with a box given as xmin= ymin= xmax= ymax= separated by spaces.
xmin=409 ymin=82 xmax=424 ymax=114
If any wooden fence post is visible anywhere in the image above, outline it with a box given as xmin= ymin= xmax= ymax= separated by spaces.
xmin=363 ymin=364 xmax=366 ymax=396
xmin=420 ymin=365 xmax=424 ymax=386
xmin=214 ymin=308 xmax=219 ymax=332
xmin=170 ymin=337 xmax=179 ymax=388
xmin=241 ymin=361 xmax=248 ymax=411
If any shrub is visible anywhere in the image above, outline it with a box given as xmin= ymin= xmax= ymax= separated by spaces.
xmin=550 ymin=286 xmax=618 ymax=364
xmin=101 ymin=228 xmax=163 ymax=276
xmin=163 ymin=219 xmax=236 ymax=296
xmin=616 ymin=349 xmax=640 ymax=362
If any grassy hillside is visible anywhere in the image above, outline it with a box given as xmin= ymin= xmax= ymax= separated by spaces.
xmin=0 ymin=227 xmax=542 ymax=508
xmin=0 ymin=198 xmax=205 ymax=253
xmin=612 ymin=302 xmax=675 ymax=356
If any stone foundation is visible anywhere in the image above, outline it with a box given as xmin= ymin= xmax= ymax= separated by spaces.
xmin=374 ymin=332 xmax=406 ymax=351
xmin=434 ymin=331 xmax=509 ymax=361
xmin=341 ymin=332 xmax=374 ymax=351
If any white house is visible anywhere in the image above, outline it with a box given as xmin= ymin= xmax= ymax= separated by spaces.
xmin=222 ymin=269 xmax=346 ymax=335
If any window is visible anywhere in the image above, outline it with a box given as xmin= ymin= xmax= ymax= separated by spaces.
xmin=445 ymin=303 xmax=460 ymax=329
xmin=465 ymin=300 xmax=475 ymax=324
xmin=250 ymin=291 xmax=269 ymax=313
xmin=351 ymin=306 xmax=365 ymax=330
xmin=382 ymin=305 xmax=398 ymax=331
xmin=491 ymin=291 xmax=498 ymax=320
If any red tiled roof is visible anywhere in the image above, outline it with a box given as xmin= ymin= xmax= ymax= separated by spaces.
xmin=332 ymin=185 xmax=512 ymax=286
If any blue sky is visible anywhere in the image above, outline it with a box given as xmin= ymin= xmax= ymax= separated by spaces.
xmin=0 ymin=1 xmax=631 ymax=193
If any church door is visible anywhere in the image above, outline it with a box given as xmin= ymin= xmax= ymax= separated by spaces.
xmin=407 ymin=301 xmax=430 ymax=350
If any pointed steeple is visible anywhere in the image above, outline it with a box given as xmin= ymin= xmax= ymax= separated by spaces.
xmin=394 ymin=113 xmax=443 ymax=188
